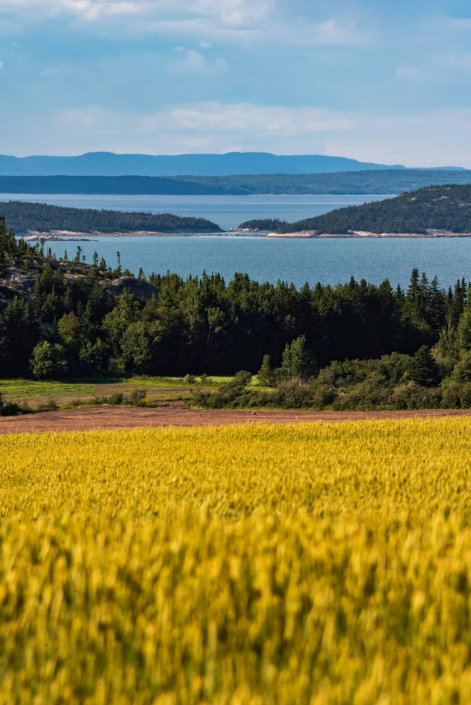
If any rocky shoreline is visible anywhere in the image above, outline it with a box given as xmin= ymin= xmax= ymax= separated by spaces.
xmin=267 ymin=228 xmax=471 ymax=238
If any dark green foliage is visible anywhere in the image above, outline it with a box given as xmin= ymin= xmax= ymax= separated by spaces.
xmin=193 ymin=371 xmax=253 ymax=408
xmin=280 ymin=336 xmax=316 ymax=381
xmin=0 ymin=201 xmax=222 ymax=234
xmin=0 ymin=392 xmax=22 ymax=417
xmin=408 ymin=346 xmax=442 ymax=387
xmin=236 ymin=219 xmax=283 ymax=231
xmin=258 ymin=355 xmax=276 ymax=387
xmin=276 ymin=185 xmax=471 ymax=234
xmin=30 ymin=341 xmax=69 ymax=380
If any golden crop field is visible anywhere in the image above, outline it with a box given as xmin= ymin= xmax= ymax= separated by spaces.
xmin=3 ymin=419 xmax=471 ymax=703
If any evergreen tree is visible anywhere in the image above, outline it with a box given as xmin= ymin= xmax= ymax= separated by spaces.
xmin=409 ymin=346 xmax=441 ymax=387
xmin=258 ymin=355 xmax=275 ymax=387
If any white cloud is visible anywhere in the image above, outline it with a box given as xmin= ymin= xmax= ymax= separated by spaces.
xmin=166 ymin=49 xmax=226 ymax=75
xmin=0 ymin=61 xmax=3 ymax=70
xmin=44 ymin=103 xmax=471 ymax=168
xmin=52 ymin=102 xmax=355 ymax=155
xmin=324 ymin=108 xmax=471 ymax=168
xmin=0 ymin=0 xmax=144 ymax=18
xmin=0 ymin=0 xmax=372 ymax=47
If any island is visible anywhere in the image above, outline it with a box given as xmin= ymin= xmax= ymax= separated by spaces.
xmin=0 ymin=201 xmax=222 ymax=235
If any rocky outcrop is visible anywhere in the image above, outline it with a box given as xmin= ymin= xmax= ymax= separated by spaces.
xmin=107 ymin=276 xmax=158 ymax=300
xmin=0 ymin=256 xmax=158 ymax=305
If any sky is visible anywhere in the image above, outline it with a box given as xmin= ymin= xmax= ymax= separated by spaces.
xmin=1 ymin=0 xmax=471 ymax=166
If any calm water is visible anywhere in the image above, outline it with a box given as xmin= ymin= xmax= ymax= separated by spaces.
xmin=7 ymin=193 xmax=471 ymax=288
xmin=1 ymin=193 xmax=391 ymax=230
xmin=52 ymin=236 xmax=471 ymax=289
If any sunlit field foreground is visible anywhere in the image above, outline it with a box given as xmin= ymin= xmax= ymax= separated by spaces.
xmin=3 ymin=420 xmax=471 ymax=703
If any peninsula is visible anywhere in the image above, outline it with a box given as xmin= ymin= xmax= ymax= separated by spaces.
xmin=238 ymin=185 xmax=471 ymax=237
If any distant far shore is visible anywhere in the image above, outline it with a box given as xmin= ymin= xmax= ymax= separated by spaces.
xmin=16 ymin=228 xmax=471 ymax=240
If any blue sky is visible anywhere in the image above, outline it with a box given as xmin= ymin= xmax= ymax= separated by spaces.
xmin=1 ymin=0 xmax=471 ymax=165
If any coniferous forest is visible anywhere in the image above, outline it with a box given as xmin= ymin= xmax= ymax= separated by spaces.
xmin=274 ymin=185 xmax=471 ymax=234
xmin=3 ymin=215 xmax=471 ymax=410
xmin=0 ymin=201 xmax=222 ymax=234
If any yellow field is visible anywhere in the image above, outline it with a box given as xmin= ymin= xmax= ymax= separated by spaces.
xmin=3 ymin=420 xmax=471 ymax=703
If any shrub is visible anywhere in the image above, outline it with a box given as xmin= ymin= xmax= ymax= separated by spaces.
xmin=0 ymin=392 xmax=22 ymax=417
xmin=30 ymin=341 xmax=68 ymax=380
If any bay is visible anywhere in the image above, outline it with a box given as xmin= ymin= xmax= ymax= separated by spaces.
xmin=6 ymin=193 xmax=471 ymax=288
xmin=0 ymin=193 xmax=390 ymax=230
xmin=51 ymin=236 xmax=471 ymax=290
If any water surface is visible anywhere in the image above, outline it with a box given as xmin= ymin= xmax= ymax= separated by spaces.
xmin=54 ymin=236 xmax=471 ymax=289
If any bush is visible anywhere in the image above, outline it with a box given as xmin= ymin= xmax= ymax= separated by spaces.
xmin=332 ymin=379 xmax=391 ymax=411
xmin=30 ymin=341 xmax=68 ymax=380
xmin=451 ymin=351 xmax=471 ymax=383
xmin=193 ymin=371 xmax=253 ymax=408
xmin=310 ymin=383 xmax=337 ymax=409
xmin=391 ymin=382 xmax=442 ymax=410
xmin=0 ymin=393 xmax=22 ymax=417
xmin=128 ymin=389 xmax=147 ymax=405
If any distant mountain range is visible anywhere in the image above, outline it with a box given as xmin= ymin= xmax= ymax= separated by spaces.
xmin=0 ymin=152 xmax=409 ymax=177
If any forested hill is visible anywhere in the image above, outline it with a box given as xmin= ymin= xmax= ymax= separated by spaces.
xmin=275 ymin=185 xmax=471 ymax=234
xmin=182 ymin=169 xmax=471 ymax=195
xmin=0 ymin=201 xmax=222 ymax=234
xmin=2 ymin=170 xmax=471 ymax=196
xmin=0 ymin=175 xmax=232 ymax=196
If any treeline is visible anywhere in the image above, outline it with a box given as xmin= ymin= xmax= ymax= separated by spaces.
xmin=0 ymin=176 xmax=230 ymax=196
xmin=3 ymin=171 xmax=471 ymax=198
xmin=1 ymin=201 xmax=222 ymax=234
xmin=235 ymin=219 xmax=283 ymax=231
xmin=187 ymin=170 xmax=471 ymax=196
xmin=276 ymin=185 xmax=471 ymax=234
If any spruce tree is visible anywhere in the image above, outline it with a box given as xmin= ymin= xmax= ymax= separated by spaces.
xmin=409 ymin=346 xmax=441 ymax=387
xmin=258 ymin=355 xmax=275 ymax=387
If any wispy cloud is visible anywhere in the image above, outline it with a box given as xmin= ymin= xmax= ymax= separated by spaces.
xmin=0 ymin=0 xmax=372 ymax=47
xmin=166 ymin=49 xmax=227 ymax=75
xmin=39 ymin=67 xmax=63 ymax=77
xmin=56 ymin=102 xmax=354 ymax=137
xmin=48 ymin=102 xmax=471 ymax=168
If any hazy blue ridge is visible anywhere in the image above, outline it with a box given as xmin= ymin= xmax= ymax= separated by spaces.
xmin=0 ymin=152 xmax=405 ymax=177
